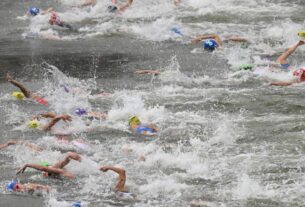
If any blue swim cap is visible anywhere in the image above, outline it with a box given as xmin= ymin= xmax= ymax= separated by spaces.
xmin=75 ymin=108 xmax=87 ymax=116
xmin=71 ymin=201 xmax=82 ymax=207
xmin=6 ymin=180 xmax=18 ymax=191
xmin=171 ymin=27 xmax=183 ymax=36
xmin=29 ymin=7 xmax=40 ymax=16
xmin=203 ymin=39 xmax=218 ymax=52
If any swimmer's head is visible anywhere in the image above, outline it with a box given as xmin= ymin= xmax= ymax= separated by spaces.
xmin=12 ymin=92 xmax=25 ymax=100
xmin=72 ymin=201 xmax=82 ymax=207
xmin=293 ymin=68 xmax=305 ymax=79
xmin=128 ymin=116 xmax=141 ymax=126
xmin=203 ymin=39 xmax=218 ymax=52
xmin=239 ymin=64 xmax=253 ymax=70
xmin=6 ymin=180 xmax=18 ymax=191
xmin=28 ymin=7 xmax=40 ymax=16
xmin=49 ymin=12 xmax=59 ymax=25
xmin=75 ymin=108 xmax=87 ymax=116
xmin=108 ymin=5 xmax=118 ymax=13
xmin=28 ymin=120 xmax=40 ymax=129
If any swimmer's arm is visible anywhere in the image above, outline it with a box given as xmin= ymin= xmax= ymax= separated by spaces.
xmin=80 ymin=0 xmax=97 ymax=7
xmin=6 ymin=73 xmax=32 ymax=98
xmin=27 ymin=183 xmax=50 ymax=192
xmin=135 ymin=70 xmax=160 ymax=75
xmin=42 ymin=114 xmax=72 ymax=131
xmin=16 ymin=164 xmax=70 ymax=176
xmin=173 ymin=0 xmax=181 ymax=5
xmin=39 ymin=112 xmax=57 ymax=119
xmin=52 ymin=152 xmax=81 ymax=169
xmin=224 ymin=36 xmax=249 ymax=43
xmin=100 ymin=166 xmax=126 ymax=191
xmin=41 ymin=7 xmax=53 ymax=15
xmin=191 ymin=34 xmax=222 ymax=46
xmin=0 ymin=140 xmax=18 ymax=150
xmin=277 ymin=40 xmax=305 ymax=65
xmin=270 ymin=81 xmax=294 ymax=86
xmin=118 ymin=0 xmax=133 ymax=11
xmin=112 ymin=0 xmax=117 ymax=4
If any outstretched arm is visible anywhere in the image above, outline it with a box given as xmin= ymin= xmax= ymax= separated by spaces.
xmin=277 ymin=40 xmax=305 ymax=65
xmin=270 ymin=81 xmax=294 ymax=86
xmin=42 ymin=114 xmax=72 ymax=131
xmin=6 ymin=74 xmax=32 ymax=98
xmin=118 ymin=0 xmax=133 ymax=11
xmin=0 ymin=140 xmax=18 ymax=150
xmin=52 ymin=152 xmax=81 ymax=169
xmin=191 ymin=34 xmax=222 ymax=47
xmin=224 ymin=36 xmax=249 ymax=43
xmin=41 ymin=7 xmax=53 ymax=15
xmin=100 ymin=166 xmax=126 ymax=192
xmin=135 ymin=70 xmax=160 ymax=75
xmin=80 ymin=0 xmax=97 ymax=7
xmin=26 ymin=183 xmax=50 ymax=193
xmin=39 ymin=112 xmax=57 ymax=119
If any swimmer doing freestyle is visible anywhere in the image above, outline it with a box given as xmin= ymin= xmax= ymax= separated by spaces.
xmin=191 ymin=33 xmax=249 ymax=52
xmin=28 ymin=112 xmax=72 ymax=132
xmin=6 ymin=73 xmax=49 ymax=106
xmin=100 ymin=166 xmax=136 ymax=199
xmin=270 ymin=40 xmax=305 ymax=86
xmin=6 ymin=180 xmax=49 ymax=194
xmin=16 ymin=152 xmax=81 ymax=180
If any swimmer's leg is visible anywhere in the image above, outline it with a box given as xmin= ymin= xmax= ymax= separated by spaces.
xmin=6 ymin=74 xmax=32 ymax=98
xmin=52 ymin=152 xmax=81 ymax=169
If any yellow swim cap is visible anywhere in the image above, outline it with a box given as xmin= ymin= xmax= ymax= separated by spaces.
xmin=298 ymin=31 xmax=305 ymax=38
xmin=128 ymin=116 xmax=141 ymax=126
xmin=28 ymin=120 xmax=40 ymax=129
xmin=12 ymin=92 xmax=25 ymax=100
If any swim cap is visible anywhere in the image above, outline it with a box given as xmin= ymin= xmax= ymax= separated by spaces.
xmin=108 ymin=5 xmax=118 ymax=13
xmin=298 ymin=31 xmax=305 ymax=38
xmin=28 ymin=120 xmax=40 ymax=129
xmin=12 ymin=92 xmax=25 ymax=100
xmin=239 ymin=64 xmax=253 ymax=71
xmin=71 ymin=201 xmax=82 ymax=207
xmin=293 ymin=68 xmax=305 ymax=79
xmin=29 ymin=7 xmax=40 ymax=16
xmin=75 ymin=108 xmax=87 ymax=116
xmin=171 ymin=27 xmax=183 ymax=36
xmin=37 ymin=161 xmax=51 ymax=167
xmin=36 ymin=98 xmax=49 ymax=106
xmin=203 ymin=39 xmax=218 ymax=52
xmin=128 ymin=116 xmax=141 ymax=126
xmin=6 ymin=180 xmax=18 ymax=191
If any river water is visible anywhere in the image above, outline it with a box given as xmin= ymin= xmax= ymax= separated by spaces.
xmin=0 ymin=0 xmax=305 ymax=206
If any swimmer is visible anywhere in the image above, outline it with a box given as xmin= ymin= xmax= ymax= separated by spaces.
xmin=28 ymin=112 xmax=72 ymax=132
xmin=74 ymin=108 xmax=107 ymax=120
xmin=276 ymin=40 xmax=305 ymax=71
xmin=0 ymin=140 xmax=43 ymax=152
xmin=270 ymin=68 xmax=305 ymax=86
xmin=135 ymin=69 xmax=160 ymax=75
xmin=55 ymin=135 xmax=91 ymax=150
xmin=49 ymin=12 xmax=74 ymax=31
xmin=6 ymin=73 xmax=49 ymax=106
xmin=128 ymin=116 xmax=159 ymax=135
xmin=80 ymin=0 xmax=97 ymax=7
xmin=100 ymin=166 xmax=136 ymax=199
xmin=191 ymin=34 xmax=249 ymax=51
xmin=27 ymin=7 xmax=53 ymax=16
xmin=16 ymin=152 xmax=81 ymax=180
xmin=109 ymin=0 xmax=133 ymax=12
xmin=6 ymin=180 xmax=49 ymax=193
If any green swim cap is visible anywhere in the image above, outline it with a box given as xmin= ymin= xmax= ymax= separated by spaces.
xmin=128 ymin=116 xmax=141 ymax=126
xmin=239 ymin=64 xmax=253 ymax=70
xmin=37 ymin=162 xmax=51 ymax=167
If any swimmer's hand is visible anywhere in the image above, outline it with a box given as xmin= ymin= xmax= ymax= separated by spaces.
xmin=6 ymin=73 xmax=13 ymax=82
xmin=297 ymin=40 xmax=305 ymax=46
xmin=67 ymin=152 xmax=82 ymax=162
xmin=16 ymin=164 xmax=28 ymax=175
xmin=191 ymin=38 xmax=201 ymax=44
xmin=58 ymin=114 xmax=72 ymax=122
xmin=7 ymin=140 xmax=18 ymax=146
xmin=100 ymin=166 xmax=109 ymax=172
